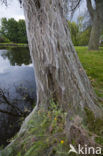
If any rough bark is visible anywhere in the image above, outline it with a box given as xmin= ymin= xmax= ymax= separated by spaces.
xmin=22 ymin=0 xmax=101 ymax=121
xmin=87 ymin=0 xmax=103 ymax=50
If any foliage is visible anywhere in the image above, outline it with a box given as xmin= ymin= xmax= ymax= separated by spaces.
xmin=17 ymin=20 xmax=27 ymax=43
xmin=68 ymin=19 xmax=91 ymax=46
xmin=95 ymin=137 xmax=103 ymax=146
xmin=0 ymin=34 xmax=10 ymax=43
xmin=68 ymin=21 xmax=79 ymax=46
xmin=0 ymin=18 xmax=27 ymax=43
xmin=77 ymin=16 xmax=84 ymax=32
xmin=78 ymin=27 xmax=91 ymax=46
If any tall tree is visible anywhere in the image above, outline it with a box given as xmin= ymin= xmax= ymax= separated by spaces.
xmin=68 ymin=21 xmax=79 ymax=45
xmin=68 ymin=0 xmax=103 ymax=50
xmin=22 ymin=0 xmax=101 ymax=132
xmin=17 ymin=19 xmax=28 ymax=43
xmin=0 ymin=0 xmax=102 ymax=154
xmin=87 ymin=0 xmax=103 ymax=50
xmin=0 ymin=18 xmax=27 ymax=43
xmin=1 ymin=18 xmax=18 ymax=42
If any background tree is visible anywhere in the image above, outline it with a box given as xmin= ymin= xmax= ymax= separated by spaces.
xmin=17 ymin=19 xmax=28 ymax=43
xmin=1 ymin=18 xmax=18 ymax=42
xmin=78 ymin=26 xmax=91 ymax=46
xmin=0 ymin=34 xmax=10 ymax=43
xmin=68 ymin=0 xmax=103 ymax=50
xmin=86 ymin=0 xmax=103 ymax=50
xmin=0 ymin=17 xmax=28 ymax=43
xmin=68 ymin=14 xmax=91 ymax=46
xmin=68 ymin=21 xmax=79 ymax=45
xmin=77 ymin=14 xmax=91 ymax=46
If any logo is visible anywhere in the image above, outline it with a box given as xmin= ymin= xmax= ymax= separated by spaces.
xmin=68 ymin=144 xmax=78 ymax=154
xmin=68 ymin=144 xmax=102 ymax=155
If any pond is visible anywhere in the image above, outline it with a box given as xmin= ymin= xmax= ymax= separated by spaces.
xmin=0 ymin=47 xmax=36 ymax=146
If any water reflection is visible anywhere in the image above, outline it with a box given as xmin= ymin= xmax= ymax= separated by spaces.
xmin=0 ymin=47 xmax=36 ymax=146
xmin=0 ymin=47 xmax=36 ymax=89
xmin=1 ymin=47 xmax=32 ymax=66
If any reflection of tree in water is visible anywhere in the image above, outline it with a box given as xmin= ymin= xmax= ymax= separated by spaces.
xmin=0 ymin=86 xmax=36 ymax=146
xmin=0 ymin=87 xmax=35 ymax=117
xmin=1 ymin=47 xmax=32 ymax=66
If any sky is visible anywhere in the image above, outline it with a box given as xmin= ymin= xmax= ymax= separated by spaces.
xmin=0 ymin=0 xmax=24 ymax=22
xmin=0 ymin=0 xmax=87 ymax=23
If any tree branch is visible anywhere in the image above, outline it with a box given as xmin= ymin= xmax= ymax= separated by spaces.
xmin=69 ymin=0 xmax=82 ymax=12
xmin=2 ymin=94 xmax=23 ymax=115
xmin=0 ymin=89 xmax=23 ymax=115
xmin=0 ymin=108 xmax=21 ymax=117
xmin=0 ymin=0 xmax=22 ymax=7
xmin=68 ymin=0 xmax=82 ymax=19
xmin=86 ymin=0 xmax=94 ymax=20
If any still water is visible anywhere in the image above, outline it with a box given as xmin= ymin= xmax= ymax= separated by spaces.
xmin=0 ymin=47 xmax=36 ymax=146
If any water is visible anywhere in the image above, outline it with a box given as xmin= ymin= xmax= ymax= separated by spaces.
xmin=0 ymin=47 xmax=36 ymax=146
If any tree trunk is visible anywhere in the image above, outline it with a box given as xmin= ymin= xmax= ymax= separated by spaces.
xmin=22 ymin=0 xmax=100 ymax=121
xmin=88 ymin=15 xmax=101 ymax=50
xmin=87 ymin=0 xmax=103 ymax=50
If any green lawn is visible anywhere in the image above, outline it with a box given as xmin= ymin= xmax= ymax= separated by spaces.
xmin=0 ymin=43 xmax=28 ymax=48
xmin=75 ymin=46 xmax=103 ymax=101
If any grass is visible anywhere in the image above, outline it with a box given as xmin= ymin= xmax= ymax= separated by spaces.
xmin=75 ymin=46 xmax=103 ymax=100
xmin=75 ymin=47 xmax=103 ymax=148
xmin=0 ymin=42 xmax=28 ymax=48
